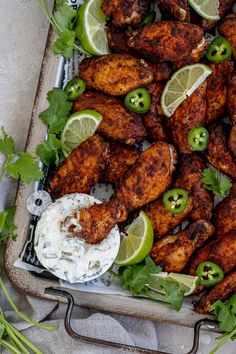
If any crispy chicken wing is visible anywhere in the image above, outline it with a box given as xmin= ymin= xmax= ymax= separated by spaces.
xmin=229 ymin=125 xmax=236 ymax=157
xmin=143 ymin=82 xmax=168 ymax=142
xmin=159 ymin=0 xmax=190 ymax=22
xmin=206 ymin=122 xmax=236 ymax=180
xmin=195 ymin=271 xmax=236 ymax=314
xmin=143 ymin=194 xmax=193 ymax=239
xmin=48 ymin=135 xmax=109 ymax=198
xmin=103 ymin=142 xmax=139 ymax=185
xmin=219 ymin=13 xmax=236 ymax=60
xmin=146 ymin=62 xmax=172 ymax=82
xmin=107 ymin=25 xmax=133 ymax=54
xmin=127 ymin=21 xmax=204 ymax=63
xmin=175 ymin=153 xmax=213 ymax=221
xmin=79 ymin=54 xmax=153 ymax=96
xmin=168 ymin=82 xmax=207 ymax=154
xmin=150 ymin=220 xmax=215 ymax=272
xmin=206 ymin=61 xmax=234 ymax=125
xmin=228 ymin=76 xmax=236 ymax=123
xmin=73 ymin=92 xmax=146 ymax=144
xmin=102 ymin=0 xmax=151 ymax=27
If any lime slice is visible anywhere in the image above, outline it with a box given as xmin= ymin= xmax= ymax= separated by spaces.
xmin=161 ymin=64 xmax=212 ymax=117
xmin=148 ymin=272 xmax=199 ymax=296
xmin=115 ymin=211 xmax=154 ymax=266
xmin=76 ymin=0 xmax=109 ymax=56
xmin=188 ymin=0 xmax=220 ymax=21
xmin=61 ymin=110 xmax=102 ymax=157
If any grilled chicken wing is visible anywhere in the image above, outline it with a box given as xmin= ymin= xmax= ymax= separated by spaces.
xmin=143 ymin=195 xmax=193 ymax=239
xmin=48 ymin=135 xmax=109 ymax=198
xmin=159 ymin=0 xmax=190 ymax=22
xmin=168 ymin=82 xmax=207 ymax=154
xmin=228 ymin=76 xmax=236 ymax=156
xmin=102 ymin=0 xmax=151 ymax=27
xmin=150 ymin=220 xmax=215 ymax=272
xmin=146 ymin=62 xmax=172 ymax=82
xmin=103 ymin=142 xmax=139 ymax=185
xmin=219 ymin=13 xmax=236 ymax=60
xmin=175 ymin=153 xmax=213 ymax=221
xmin=206 ymin=122 xmax=236 ymax=180
xmin=206 ymin=61 xmax=234 ymax=125
xmin=195 ymin=271 xmax=236 ymax=314
xmin=143 ymin=82 xmax=168 ymax=142
xmin=127 ymin=21 xmax=204 ymax=63
xmin=73 ymin=91 xmax=146 ymax=144
xmin=107 ymin=25 xmax=133 ymax=54
xmin=79 ymin=54 xmax=153 ymax=96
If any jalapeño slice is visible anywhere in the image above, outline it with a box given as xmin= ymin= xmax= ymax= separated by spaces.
xmin=142 ymin=11 xmax=156 ymax=26
xmin=188 ymin=126 xmax=209 ymax=151
xmin=206 ymin=36 xmax=232 ymax=63
xmin=64 ymin=78 xmax=86 ymax=101
xmin=125 ymin=88 xmax=151 ymax=113
xmin=163 ymin=188 xmax=188 ymax=215
xmin=196 ymin=261 xmax=224 ymax=287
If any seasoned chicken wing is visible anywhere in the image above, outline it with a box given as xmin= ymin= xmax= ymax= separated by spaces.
xmin=143 ymin=82 xmax=168 ymax=142
xmin=103 ymin=142 xmax=139 ymax=185
xmin=206 ymin=61 xmax=234 ymax=125
xmin=159 ymin=0 xmax=190 ymax=22
xmin=219 ymin=13 xmax=236 ymax=60
xmin=79 ymin=54 xmax=153 ymax=96
xmin=127 ymin=21 xmax=204 ymax=63
xmin=229 ymin=125 xmax=236 ymax=157
xmin=145 ymin=62 xmax=172 ymax=82
xmin=206 ymin=122 xmax=236 ymax=180
xmin=107 ymin=26 xmax=133 ymax=54
xmin=48 ymin=135 xmax=109 ymax=198
xmin=195 ymin=271 xmax=236 ymax=314
xmin=175 ymin=153 xmax=213 ymax=221
xmin=102 ymin=0 xmax=151 ymax=27
xmin=143 ymin=194 xmax=193 ymax=239
xmin=228 ymin=76 xmax=236 ymax=122
xmin=168 ymin=82 xmax=207 ymax=154
xmin=73 ymin=91 xmax=146 ymax=144
xmin=150 ymin=220 xmax=215 ymax=272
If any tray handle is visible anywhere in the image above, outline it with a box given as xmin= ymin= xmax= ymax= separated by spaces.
xmin=45 ymin=287 xmax=217 ymax=354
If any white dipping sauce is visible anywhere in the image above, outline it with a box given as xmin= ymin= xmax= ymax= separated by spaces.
xmin=34 ymin=193 xmax=120 ymax=283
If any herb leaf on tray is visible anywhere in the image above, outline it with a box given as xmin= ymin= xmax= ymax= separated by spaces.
xmin=36 ymin=133 xmax=66 ymax=167
xmin=0 ymin=206 xmax=16 ymax=243
xmin=202 ymin=167 xmax=232 ymax=196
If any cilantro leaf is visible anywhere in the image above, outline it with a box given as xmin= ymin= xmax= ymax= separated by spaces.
xmin=155 ymin=278 xmax=184 ymax=311
xmin=39 ymin=88 xmax=72 ymax=133
xmin=211 ymin=300 xmax=236 ymax=332
xmin=202 ymin=167 xmax=232 ymax=196
xmin=54 ymin=4 xmax=77 ymax=32
xmin=52 ymin=30 xmax=76 ymax=59
xmin=0 ymin=127 xmax=15 ymax=158
xmin=0 ymin=211 xmax=7 ymax=233
xmin=36 ymin=133 xmax=64 ymax=167
xmin=6 ymin=153 xmax=43 ymax=184
xmin=0 ymin=206 xmax=16 ymax=242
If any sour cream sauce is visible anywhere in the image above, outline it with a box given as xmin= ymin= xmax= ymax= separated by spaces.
xmin=34 ymin=193 xmax=120 ymax=283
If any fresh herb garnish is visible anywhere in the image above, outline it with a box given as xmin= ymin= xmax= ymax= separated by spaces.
xmin=0 ymin=128 xmax=43 ymax=184
xmin=202 ymin=167 xmax=232 ymax=196
xmin=0 ymin=206 xmax=16 ymax=243
xmin=36 ymin=133 xmax=67 ymax=167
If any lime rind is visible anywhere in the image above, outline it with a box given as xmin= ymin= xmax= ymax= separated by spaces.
xmin=149 ymin=273 xmax=199 ymax=296
xmin=188 ymin=0 xmax=220 ymax=21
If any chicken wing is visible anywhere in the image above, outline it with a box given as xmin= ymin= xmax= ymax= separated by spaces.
xmin=219 ymin=13 xmax=236 ymax=60
xmin=79 ymin=54 xmax=153 ymax=96
xmin=159 ymin=0 xmax=190 ymax=22
xmin=175 ymin=153 xmax=213 ymax=221
xmin=73 ymin=92 xmax=146 ymax=144
xmin=107 ymin=25 xmax=133 ymax=54
xmin=102 ymin=0 xmax=151 ymax=27
xmin=103 ymin=142 xmax=139 ymax=185
xmin=206 ymin=122 xmax=236 ymax=180
xmin=228 ymin=76 xmax=236 ymax=123
xmin=150 ymin=220 xmax=215 ymax=272
xmin=195 ymin=271 xmax=236 ymax=314
xmin=143 ymin=194 xmax=193 ymax=239
xmin=168 ymin=82 xmax=207 ymax=154
xmin=143 ymin=82 xmax=168 ymax=142
xmin=145 ymin=62 xmax=172 ymax=82
xmin=206 ymin=61 xmax=234 ymax=125
xmin=48 ymin=135 xmax=109 ymax=199
xmin=127 ymin=21 xmax=204 ymax=63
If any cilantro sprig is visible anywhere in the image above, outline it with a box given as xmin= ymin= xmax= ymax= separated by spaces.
xmin=202 ymin=167 xmax=232 ymax=196
xmin=0 ymin=206 xmax=16 ymax=243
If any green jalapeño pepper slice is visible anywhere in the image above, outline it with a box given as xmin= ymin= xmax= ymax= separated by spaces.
xmin=188 ymin=126 xmax=209 ymax=151
xmin=64 ymin=78 xmax=86 ymax=101
xmin=163 ymin=188 xmax=188 ymax=214
xmin=206 ymin=36 xmax=232 ymax=63
xmin=227 ymin=293 xmax=236 ymax=315
xmin=125 ymin=88 xmax=151 ymax=113
xmin=196 ymin=261 xmax=224 ymax=287
xmin=142 ymin=11 xmax=156 ymax=26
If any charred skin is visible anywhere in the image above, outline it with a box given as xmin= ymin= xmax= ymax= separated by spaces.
xmin=73 ymin=91 xmax=146 ymax=144
xmin=227 ymin=76 xmax=236 ymax=123
xmin=48 ymin=135 xmax=109 ymax=199
xmin=219 ymin=13 xmax=236 ymax=60
xmin=150 ymin=220 xmax=215 ymax=273
xmin=79 ymin=54 xmax=153 ymax=96
xmin=159 ymin=0 xmax=190 ymax=22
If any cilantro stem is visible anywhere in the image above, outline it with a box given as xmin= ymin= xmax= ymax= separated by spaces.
xmin=209 ymin=326 xmax=236 ymax=354
xmin=107 ymin=269 xmax=121 ymax=280
xmin=0 ymin=339 xmax=21 ymax=354
xmin=73 ymin=43 xmax=91 ymax=56
xmin=5 ymin=326 xmax=30 ymax=354
xmin=37 ymin=0 xmax=61 ymax=34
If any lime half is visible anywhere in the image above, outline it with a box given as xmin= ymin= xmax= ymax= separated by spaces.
xmin=161 ymin=64 xmax=212 ymax=117
xmin=188 ymin=0 xmax=220 ymax=21
xmin=61 ymin=110 xmax=102 ymax=157
xmin=77 ymin=0 xmax=109 ymax=56
xmin=115 ymin=211 xmax=154 ymax=266
xmin=149 ymin=273 xmax=199 ymax=296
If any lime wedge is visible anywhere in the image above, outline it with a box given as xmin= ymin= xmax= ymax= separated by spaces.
xmin=149 ymin=273 xmax=199 ymax=296
xmin=188 ymin=0 xmax=220 ymax=21
xmin=115 ymin=211 xmax=154 ymax=266
xmin=61 ymin=110 xmax=102 ymax=157
xmin=161 ymin=64 xmax=212 ymax=117
xmin=76 ymin=0 xmax=109 ymax=56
